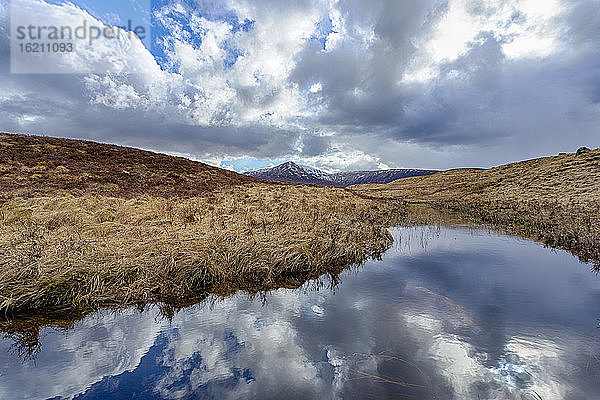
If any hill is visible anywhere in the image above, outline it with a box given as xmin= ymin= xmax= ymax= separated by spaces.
xmin=245 ymin=161 xmax=437 ymax=186
xmin=354 ymin=149 xmax=600 ymax=204
xmin=0 ymin=133 xmax=401 ymax=314
xmin=0 ymin=133 xmax=255 ymax=199
xmin=353 ymin=148 xmax=600 ymax=264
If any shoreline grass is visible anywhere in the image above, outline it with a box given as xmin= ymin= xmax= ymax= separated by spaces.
xmin=3 ymin=132 xmax=599 ymax=320
xmin=0 ymin=185 xmax=404 ymax=314
xmin=354 ymin=149 xmax=600 ymax=267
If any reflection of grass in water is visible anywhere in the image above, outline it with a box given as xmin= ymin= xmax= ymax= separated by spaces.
xmin=345 ymin=351 xmax=432 ymax=398
xmin=0 ymin=266 xmax=353 ymax=361
xmin=403 ymin=203 xmax=600 ymax=273
xmin=1 ymin=309 xmax=89 ymax=360
xmin=348 ymin=368 xmax=428 ymax=389
xmin=523 ymin=391 xmax=544 ymax=400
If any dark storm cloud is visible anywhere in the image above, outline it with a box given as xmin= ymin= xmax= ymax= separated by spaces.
xmin=291 ymin=0 xmax=440 ymax=129
xmin=291 ymin=0 xmax=600 ymax=167
xmin=298 ymin=1 xmax=599 ymax=150
xmin=0 ymin=72 xmax=300 ymax=160
xmin=0 ymin=85 xmax=301 ymax=158
xmin=300 ymin=134 xmax=330 ymax=157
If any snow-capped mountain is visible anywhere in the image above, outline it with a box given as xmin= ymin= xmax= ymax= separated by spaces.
xmin=244 ymin=161 xmax=438 ymax=186
xmin=245 ymin=161 xmax=333 ymax=185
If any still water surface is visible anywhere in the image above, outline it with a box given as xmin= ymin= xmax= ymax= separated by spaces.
xmin=2 ymin=225 xmax=600 ymax=399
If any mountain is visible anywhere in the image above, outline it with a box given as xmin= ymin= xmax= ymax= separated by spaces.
xmin=245 ymin=161 xmax=333 ymax=186
xmin=245 ymin=161 xmax=438 ymax=187
xmin=329 ymin=169 xmax=439 ymax=186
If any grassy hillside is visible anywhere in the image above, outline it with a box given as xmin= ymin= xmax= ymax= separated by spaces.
xmin=354 ymin=149 xmax=600 ymax=265
xmin=0 ymin=133 xmax=254 ymax=199
xmin=0 ymin=133 xmax=402 ymax=313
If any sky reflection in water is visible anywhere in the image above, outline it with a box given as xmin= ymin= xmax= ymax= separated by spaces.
xmin=1 ymin=226 xmax=600 ymax=399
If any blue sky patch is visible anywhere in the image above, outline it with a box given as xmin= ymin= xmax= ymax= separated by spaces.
xmin=44 ymin=0 xmax=152 ymax=48
xmin=311 ymin=15 xmax=336 ymax=51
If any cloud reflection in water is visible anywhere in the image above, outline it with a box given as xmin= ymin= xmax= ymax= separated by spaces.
xmin=1 ymin=226 xmax=600 ymax=399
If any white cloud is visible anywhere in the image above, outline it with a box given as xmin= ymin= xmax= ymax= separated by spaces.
xmin=404 ymin=315 xmax=579 ymax=400
xmin=295 ymin=147 xmax=390 ymax=172
xmin=10 ymin=0 xmax=160 ymax=75
xmin=1 ymin=0 xmax=599 ymax=170
xmin=404 ymin=0 xmax=568 ymax=83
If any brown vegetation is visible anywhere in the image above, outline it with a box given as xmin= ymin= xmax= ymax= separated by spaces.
xmin=0 ymin=133 xmax=403 ymax=314
xmin=0 ymin=132 xmax=255 ymax=199
xmin=353 ymin=149 xmax=600 ymax=265
xmin=3 ymin=131 xmax=598 ymax=319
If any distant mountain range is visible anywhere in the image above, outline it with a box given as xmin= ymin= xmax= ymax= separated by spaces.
xmin=244 ymin=161 xmax=438 ymax=187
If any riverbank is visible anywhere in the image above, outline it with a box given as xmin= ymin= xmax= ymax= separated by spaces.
xmin=0 ymin=133 xmax=404 ymax=313
xmin=0 ymin=186 xmax=403 ymax=313
xmin=4 ymin=132 xmax=598 ymax=314
xmin=353 ymin=148 xmax=600 ymax=266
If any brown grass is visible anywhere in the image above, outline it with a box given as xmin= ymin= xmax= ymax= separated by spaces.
xmin=0 ymin=132 xmax=256 ymax=199
xmin=0 ymin=133 xmax=404 ymax=314
xmin=353 ymin=149 xmax=600 ymax=265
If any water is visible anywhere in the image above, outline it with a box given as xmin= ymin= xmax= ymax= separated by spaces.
xmin=2 ymin=225 xmax=600 ymax=399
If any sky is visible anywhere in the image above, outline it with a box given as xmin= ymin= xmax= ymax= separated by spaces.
xmin=0 ymin=0 xmax=599 ymax=172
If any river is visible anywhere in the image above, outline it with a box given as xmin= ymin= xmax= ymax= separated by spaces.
xmin=1 ymin=224 xmax=600 ymax=399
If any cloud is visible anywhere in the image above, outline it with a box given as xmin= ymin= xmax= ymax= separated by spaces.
xmin=0 ymin=0 xmax=599 ymax=170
